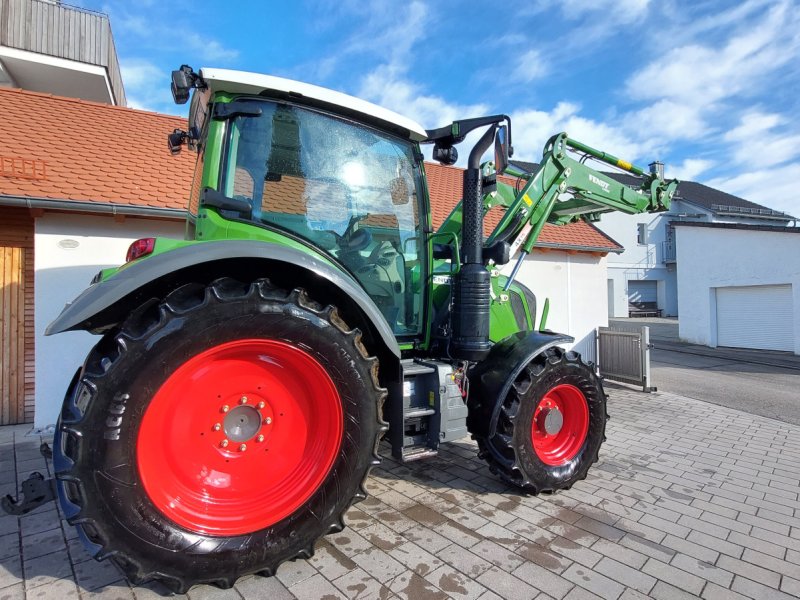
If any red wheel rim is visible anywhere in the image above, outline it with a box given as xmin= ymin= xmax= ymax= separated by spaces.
xmin=531 ymin=384 xmax=589 ymax=466
xmin=137 ymin=339 xmax=343 ymax=536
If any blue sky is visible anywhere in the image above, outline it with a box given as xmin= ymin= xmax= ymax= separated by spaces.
xmin=77 ymin=0 xmax=800 ymax=216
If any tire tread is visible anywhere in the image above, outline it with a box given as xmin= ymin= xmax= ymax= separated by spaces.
xmin=55 ymin=277 xmax=386 ymax=593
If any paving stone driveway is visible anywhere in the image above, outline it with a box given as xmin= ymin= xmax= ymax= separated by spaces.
xmin=2 ymin=384 xmax=800 ymax=600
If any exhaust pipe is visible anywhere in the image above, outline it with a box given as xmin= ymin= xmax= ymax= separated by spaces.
xmin=450 ymin=125 xmax=496 ymax=361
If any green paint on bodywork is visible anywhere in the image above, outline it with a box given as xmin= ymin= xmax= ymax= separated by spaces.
xmin=489 ymin=276 xmax=535 ymax=342
xmin=104 ymin=211 xmax=339 ymax=282
xmin=539 ymin=297 xmax=550 ymax=331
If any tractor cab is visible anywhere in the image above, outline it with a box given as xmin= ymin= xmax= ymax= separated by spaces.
xmin=174 ymin=68 xmax=431 ymax=337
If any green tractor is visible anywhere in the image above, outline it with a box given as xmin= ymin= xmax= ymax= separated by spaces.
xmin=47 ymin=65 xmax=676 ymax=592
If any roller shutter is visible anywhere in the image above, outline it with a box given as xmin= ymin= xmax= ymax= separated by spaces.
xmin=716 ymin=285 xmax=793 ymax=351
xmin=628 ymin=280 xmax=657 ymax=303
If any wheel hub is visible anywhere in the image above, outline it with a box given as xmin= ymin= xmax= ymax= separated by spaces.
xmin=223 ymin=405 xmax=262 ymax=442
xmin=539 ymin=407 xmax=564 ymax=435
xmin=531 ymin=384 xmax=590 ymax=467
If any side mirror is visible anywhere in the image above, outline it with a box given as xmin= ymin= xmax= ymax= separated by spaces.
xmin=171 ymin=65 xmax=198 ymax=105
xmin=167 ymin=129 xmax=187 ymax=154
xmin=494 ymin=125 xmax=510 ymax=175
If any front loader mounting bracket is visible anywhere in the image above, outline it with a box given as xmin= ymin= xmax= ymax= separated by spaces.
xmin=2 ymin=471 xmax=56 ymax=516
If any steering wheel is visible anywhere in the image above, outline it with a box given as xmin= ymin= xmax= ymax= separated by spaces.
xmin=329 ymin=214 xmax=372 ymax=252
xmin=343 ymin=227 xmax=373 ymax=252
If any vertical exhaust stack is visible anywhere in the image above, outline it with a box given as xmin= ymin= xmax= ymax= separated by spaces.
xmin=450 ymin=126 xmax=496 ymax=361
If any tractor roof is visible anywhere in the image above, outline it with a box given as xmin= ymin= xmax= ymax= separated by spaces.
xmin=199 ymin=68 xmax=428 ymax=142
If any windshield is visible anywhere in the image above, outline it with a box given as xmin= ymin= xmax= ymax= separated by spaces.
xmin=221 ymin=100 xmax=424 ymax=335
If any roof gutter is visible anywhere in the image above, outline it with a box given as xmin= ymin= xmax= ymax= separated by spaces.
xmin=534 ymin=242 xmax=623 ymax=254
xmin=0 ymin=195 xmax=187 ymax=220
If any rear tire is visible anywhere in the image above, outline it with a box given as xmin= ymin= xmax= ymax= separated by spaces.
xmin=54 ymin=278 xmax=385 ymax=593
xmin=475 ymin=347 xmax=606 ymax=493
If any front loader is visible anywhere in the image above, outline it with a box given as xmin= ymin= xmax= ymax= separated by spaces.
xmin=39 ymin=66 xmax=676 ymax=592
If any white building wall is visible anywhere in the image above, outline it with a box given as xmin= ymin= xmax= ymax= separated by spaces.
xmin=596 ymin=198 xmax=793 ymax=318
xmin=506 ymin=251 xmax=608 ymax=362
xmin=34 ymin=213 xmax=184 ymax=427
xmin=596 ymin=209 xmax=677 ymax=317
xmin=675 ymin=226 xmax=800 ymax=354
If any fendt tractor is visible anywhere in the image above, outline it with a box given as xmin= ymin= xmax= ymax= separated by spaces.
xmin=43 ymin=66 xmax=676 ymax=592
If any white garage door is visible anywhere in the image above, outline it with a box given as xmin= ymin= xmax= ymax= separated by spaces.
xmin=716 ymin=285 xmax=794 ymax=351
xmin=628 ymin=280 xmax=657 ymax=303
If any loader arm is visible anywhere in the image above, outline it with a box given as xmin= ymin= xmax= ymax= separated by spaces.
xmin=435 ymin=132 xmax=678 ymax=283
xmin=488 ymin=132 xmax=676 ymax=249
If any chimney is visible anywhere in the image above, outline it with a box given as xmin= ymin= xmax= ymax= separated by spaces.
xmin=649 ymin=161 xmax=665 ymax=179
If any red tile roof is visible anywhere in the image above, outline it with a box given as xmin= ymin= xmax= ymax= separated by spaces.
xmin=0 ymin=87 xmax=193 ymax=210
xmin=424 ymin=162 xmax=622 ymax=253
xmin=0 ymin=87 xmax=620 ymax=253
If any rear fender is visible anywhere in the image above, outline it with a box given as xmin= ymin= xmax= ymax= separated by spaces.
xmin=46 ymin=240 xmax=401 ymax=362
xmin=467 ymin=330 xmax=573 ymax=439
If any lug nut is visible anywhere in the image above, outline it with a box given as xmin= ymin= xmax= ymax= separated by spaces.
xmin=220 ymin=439 xmax=229 ymax=448
xmin=239 ymin=444 xmax=247 ymax=452
xmin=257 ymin=434 xmax=264 ymax=442
xmin=265 ymin=417 xmax=272 ymax=425
xmin=221 ymin=405 xmax=229 ymax=413
xmin=257 ymin=401 xmax=265 ymax=409
xmin=213 ymin=423 xmax=221 ymax=431
xmin=240 ymin=396 xmax=248 ymax=404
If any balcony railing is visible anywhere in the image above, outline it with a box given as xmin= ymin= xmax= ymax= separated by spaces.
xmin=0 ymin=0 xmax=126 ymax=105
xmin=661 ymin=240 xmax=676 ymax=263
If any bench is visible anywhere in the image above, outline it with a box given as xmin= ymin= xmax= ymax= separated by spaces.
xmin=628 ymin=301 xmax=662 ymax=318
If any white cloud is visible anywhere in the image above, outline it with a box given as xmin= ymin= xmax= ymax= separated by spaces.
xmin=669 ymin=158 xmax=715 ymax=181
xmin=185 ymin=34 xmax=240 ymax=63
xmin=723 ymin=111 xmax=800 ymax=169
xmin=560 ymin=0 xmax=651 ymax=23
xmin=119 ymin=59 xmax=178 ymax=114
xmin=510 ymin=102 xmax=646 ymax=166
xmin=706 ymin=163 xmax=800 ymax=217
xmin=615 ymin=0 xmax=800 ymax=198
xmin=628 ymin=100 xmax=708 ymax=143
xmin=626 ymin=2 xmax=798 ymax=107
xmin=107 ymin=3 xmax=239 ymax=65
xmin=301 ymin=0 xmax=428 ymax=82
xmin=359 ymin=65 xmax=488 ymax=129
xmin=510 ymin=50 xmax=548 ymax=84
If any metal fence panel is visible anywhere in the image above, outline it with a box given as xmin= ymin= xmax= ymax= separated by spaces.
xmin=598 ymin=326 xmax=652 ymax=392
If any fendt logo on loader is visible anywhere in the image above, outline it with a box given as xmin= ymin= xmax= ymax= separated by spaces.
xmin=588 ymin=174 xmax=610 ymax=192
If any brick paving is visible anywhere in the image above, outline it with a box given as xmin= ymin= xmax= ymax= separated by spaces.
xmin=1 ymin=384 xmax=799 ymax=599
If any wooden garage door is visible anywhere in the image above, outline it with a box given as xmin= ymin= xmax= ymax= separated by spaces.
xmin=1 ymin=246 xmax=26 ymax=423
xmin=0 ymin=206 xmax=35 ymax=424
xmin=717 ymin=285 xmax=794 ymax=352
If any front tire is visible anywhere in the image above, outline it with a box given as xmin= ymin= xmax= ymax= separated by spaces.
xmin=54 ymin=278 xmax=385 ymax=592
xmin=475 ymin=347 xmax=607 ymax=493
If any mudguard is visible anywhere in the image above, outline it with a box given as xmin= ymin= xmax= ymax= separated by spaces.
xmin=46 ymin=240 xmax=401 ymax=359
xmin=466 ymin=330 xmax=573 ymax=438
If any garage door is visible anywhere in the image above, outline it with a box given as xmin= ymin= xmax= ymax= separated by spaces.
xmin=628 ymin=280 xmax=657 ymax=303
xmin=716 ymin=285 xmax=794 ymax=351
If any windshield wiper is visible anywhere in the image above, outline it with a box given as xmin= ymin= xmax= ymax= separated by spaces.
xmin=200 ymin=188 xmax=252 ymax=218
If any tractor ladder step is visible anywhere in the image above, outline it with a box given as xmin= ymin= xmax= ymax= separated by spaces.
xmin=394 ymin=360 xmax=440 ymax=462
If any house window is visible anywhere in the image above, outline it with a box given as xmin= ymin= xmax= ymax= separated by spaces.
xmin=637 ymin=223 xmax=648 ymax=245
